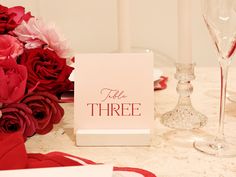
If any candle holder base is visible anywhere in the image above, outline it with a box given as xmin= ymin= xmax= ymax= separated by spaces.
xmin=161 ymin=104 xmax=207 ymax=129
xmin=160 ymin=63 xmax=207 ymax=129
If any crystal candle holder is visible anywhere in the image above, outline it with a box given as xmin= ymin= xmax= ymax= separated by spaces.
xmin=160 ymin=63 xmax=207 ymax=129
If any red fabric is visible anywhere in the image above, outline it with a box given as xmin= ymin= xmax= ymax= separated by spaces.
xmin=154 ymin=76 xmax=168 ymax=91
xmin=114 ymin=167 xmax=156 ymax=177
xmin=0 ymin=133 xmax=156 ymax=177
xmin=0 ymin=133 xmax=27 ymax=170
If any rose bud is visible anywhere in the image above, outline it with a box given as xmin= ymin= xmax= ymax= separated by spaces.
xmin=21 ymin=92 xmax=64 ymax=134
xmin=18 ymin=48 xmax=74 ymax=98
xmin=0 ymin=103 xmax=36 ymax=140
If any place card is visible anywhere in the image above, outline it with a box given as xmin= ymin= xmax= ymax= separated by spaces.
xmin=0 ymin=165 xmax=113 ymax=177
xmin=74 ymin=53 xmax=154 ymax=146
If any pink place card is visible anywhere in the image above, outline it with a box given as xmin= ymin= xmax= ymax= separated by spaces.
xmin=74 ymin=53 xmax=154 ymax=146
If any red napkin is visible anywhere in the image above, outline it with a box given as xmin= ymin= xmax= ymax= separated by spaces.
xmin=0 ymin=133 xmax=27 ymax=170
xmin=154 ymin=76 xmax=168 ymax=91
xmin=0 ymin=133 xmax=156 ymax=177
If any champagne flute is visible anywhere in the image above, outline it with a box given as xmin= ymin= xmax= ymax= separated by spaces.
xmin=194 ymin=0 xmax=236 ymax=157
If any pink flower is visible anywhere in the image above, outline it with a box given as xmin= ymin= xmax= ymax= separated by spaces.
xmin=0 ymin=35 xmax=23 ymax=60
xmin=14 ymin=18 xmax=71 ymax=60
xmin=0 ymin=59 xmax=27 ymax=104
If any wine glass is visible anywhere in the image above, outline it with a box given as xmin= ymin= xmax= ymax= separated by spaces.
xmin=194 ymin=0 xmax=236 ymax=157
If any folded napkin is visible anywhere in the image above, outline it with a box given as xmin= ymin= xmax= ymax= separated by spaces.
xmin=154 ymin=76 xmax=168 ymax=91
xmin=153 ymin=68 xmax=168 ymax=91
xmin=0 ymin=133 xmax=156 ymax=177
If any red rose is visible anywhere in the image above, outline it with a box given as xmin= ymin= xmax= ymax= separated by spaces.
xmin=0 ymin=5 xmax=15 ymax=33
xmin=0 ymin=59 xmax=27 ymax=104
xmin=0 ymin=103 xmax=36 ymax=140
xmin=7 ymin=6 xmax=32 ymax=25
xmin=18 ymin=48 xmax=74 ymax=97
xmin=0 ymin=5 xmax=32 ymax=34
xmin=21 ymin=92 xmax=64 ymax=134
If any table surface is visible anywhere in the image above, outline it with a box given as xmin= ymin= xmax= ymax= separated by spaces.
xmin=26 ymin=67 xmax=236 ymax=177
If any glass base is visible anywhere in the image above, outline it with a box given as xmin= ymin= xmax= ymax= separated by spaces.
xmin=161 ymin=129 xmax=210 ymax=148
xmin=194 ymin=137 xmax=236 ymax=157
xmin=161 ymin=105 xmax=207 ymax=130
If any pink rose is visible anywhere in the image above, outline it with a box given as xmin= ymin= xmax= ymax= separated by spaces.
xmin=0 ymin=35 xmax=23 ymax=60
xmin=14 ymin=18 xmax=71 ymax=61
xmin=0 ymin=103 xmax=36 ymax=140
xmin=0 ymin=59 xmax=27 ymax=104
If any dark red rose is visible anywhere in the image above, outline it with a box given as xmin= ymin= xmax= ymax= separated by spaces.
xmin=0 ymin=5 xmax=15 ymax=33
xmin=0 ymin=5 xmax=32 ymax=34
xmin=7 ymin=6 xmax=32 ymax=25
xmin=18 ymin=48 xmax=74 ymax=97
xmin=0 ymin=103 xmax=36 ymax=140
xmin=21 ymin=92 xmax=64 ymax=134
xmin=0 ymin=59 xmax=27 ymax=104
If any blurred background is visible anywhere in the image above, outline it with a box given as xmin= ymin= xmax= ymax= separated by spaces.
xmin=1 ymin=0 xmax=233 ymax=66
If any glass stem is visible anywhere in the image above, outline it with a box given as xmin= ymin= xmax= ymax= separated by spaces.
xmin=217 ymin=59 xmax=230 ymax=141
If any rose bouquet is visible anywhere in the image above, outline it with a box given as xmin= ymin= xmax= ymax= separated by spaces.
xmin=0 ymin=5 xmax=74 ymax=139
